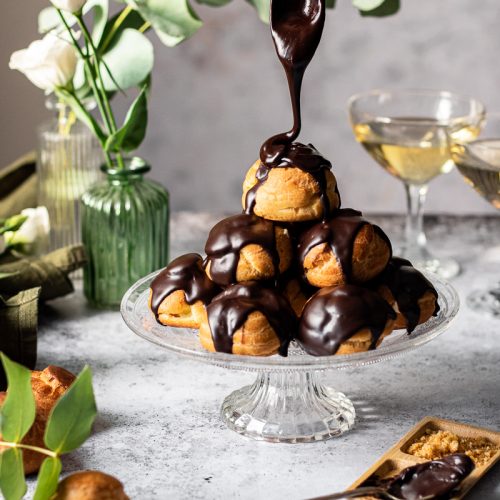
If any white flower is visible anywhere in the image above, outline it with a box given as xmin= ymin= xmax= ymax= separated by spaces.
xmin=4 ymin=207 xmax=50 ymax=255
xmin=9 ymin=33 xmax=77 ymax=91
xmin=50 ymin=0 xmax=87 ymax=13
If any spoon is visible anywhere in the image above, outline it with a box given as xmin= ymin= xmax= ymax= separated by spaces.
xmin=307 ymin=486 xmax=434 ymax=499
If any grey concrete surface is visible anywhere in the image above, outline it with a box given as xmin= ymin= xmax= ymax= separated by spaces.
xmin=26 ymin=212 xmax=500 ymax=499
xmin=1 ymin=0 xmax=500 ymax=214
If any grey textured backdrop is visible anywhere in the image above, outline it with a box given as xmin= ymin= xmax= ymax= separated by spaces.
xmin=1 ymin=0 xmax=499 ymax=214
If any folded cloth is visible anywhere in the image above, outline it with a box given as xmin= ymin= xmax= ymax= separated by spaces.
xmin=0 ymin=245 xmax=86 ymax=388
xmin=0 ymin=152 xmax=37 ymax=219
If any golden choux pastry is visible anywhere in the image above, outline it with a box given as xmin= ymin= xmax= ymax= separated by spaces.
xmin=0 ymin=365 xmax=75 ymax=475
xmin=204 ymin=213 xmax=292 ymax=286
xmin=297 ymin=285 xmax=396 ymax=356
xmin=375 ymin=257 xmax=440 ymax=333
xmin=199 ymin=282 xmax=297 ymax=356
xmin=281 ymin=277 xmax=317 ymax=317
xmin=54 ymin=471 xmax=129 ymax=500
xmin=298 ymin=208 xmax=391 ymax=288
xmin=149 ymin=253 xmax=220 ymax=328
xmin=242 ymin=156 xmax=340 ymax=222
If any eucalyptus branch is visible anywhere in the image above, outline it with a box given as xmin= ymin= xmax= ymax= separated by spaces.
xmin=0 ymin=441 xmax=58 ymax=459
xmin=76 ymin=14 xmax=126 ymax=170
xmin=100 ymin=5 xmax=133 ymax=54
xmin=56 ymin=9 xmax=113 ymax=139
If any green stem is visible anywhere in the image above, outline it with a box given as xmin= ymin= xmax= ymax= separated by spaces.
xmin=0 ymin=441 xmax=58 ymax=458
xmin=138 ymin=21 xmax=151 ymax=33
xmin=56 ymin=9 xmax=113 ymax=138
xmin=76 ymin=15 xmax=126 ymax=170
xmin=100 ymin=5 xmax=133 ymax=53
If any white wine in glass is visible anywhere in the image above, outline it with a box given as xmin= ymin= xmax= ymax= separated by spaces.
xmin=349 ymin=90 xmax=485 ymax=279
xmin=451 ymin=114 xmax=500 ymax=316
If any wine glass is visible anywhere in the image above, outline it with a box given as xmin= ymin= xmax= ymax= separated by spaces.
xmin=451 ymin=112 xmax=500 ymax=316
xmin=348 ymin=89 xmax=485 ymax=279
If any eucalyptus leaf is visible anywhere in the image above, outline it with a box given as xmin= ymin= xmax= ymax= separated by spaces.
xmin=128 ymin=0 xmax=203 ymax=47
xmin=0 ymin=449 xmax=26 ymax=500
xmin=105 ymin=86 xmax=148 ymax=152
xmin=245 ymin=0 xmax=269 ymax=23
xmin=98 ymin=8 xmax=147 ymax=53
xmin=33 ymin=457 xmax=62 ymax=500
xmin=100 ymin=28 xmax=154 ymax=91
xmin=352 ymin=0 xmax=386 ymax=10
xmin=56 ymin=89 xmax=106 ymax=144
xmin=359 ymin=0 xmax=399 ymax=16
xmin=196 ymin=0 xmax=233 ymax=6
xmin=44 ymin=365 xmax=97 ymax=454
xmin=0 ymin=354 xmax=35 ymax=443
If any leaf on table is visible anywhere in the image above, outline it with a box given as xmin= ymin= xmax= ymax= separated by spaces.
xmin=127 ymin=0 xmax=203 ymax=47
xmin=44 ymin=365 xmax=97 ymax=454
xmin=357 ymin=0 xmax=400 ymax=16
xmin=33 ymin=457 xmax=62 ymax=500
xmin=105 ymin=85 xmax=148 ymax=152
xmin=100 ymin=28 xmax=154 ymax=91
xmin=0 ymin=354 xmax=36 ymax=443
xmin=0 ymin=448 xmax=26 ymax=500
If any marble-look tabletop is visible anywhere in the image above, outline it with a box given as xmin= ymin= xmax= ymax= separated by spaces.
xmin=28 ymin=212 xmax=500 ymax=499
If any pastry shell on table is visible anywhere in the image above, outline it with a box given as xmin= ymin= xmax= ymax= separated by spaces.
xmin=149 ymin=289 xmax=206 ymax=329
xmin=206 ymin=226 xmax=292 ymax=283
xmin=0 ymin=366 xmax=75 ymax=475
xmin=242 ymin=159 xmax=340 ymax=222
xmin=302 ymin=223 xmax=391 ymax=288
xmin=199 ymin=310 xmax=281 ymax=357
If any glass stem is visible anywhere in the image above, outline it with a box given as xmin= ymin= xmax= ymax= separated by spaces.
xmin=404 ymin=183 xmax=430 ymax=258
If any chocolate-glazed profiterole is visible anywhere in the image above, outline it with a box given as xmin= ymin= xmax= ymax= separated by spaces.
xmin=199 ymin=282 xmax=297 ymax=357
xmin=204 ymin=213 xmax=292 ymax=286
xmin=149 ymin=253 xmax=220 ymax=328
xmin=298 ymin=208 xmax=392 ymax=288
xmin=370 ymin=454 xmax=475 ymax=499
xmin=376 ymin=257 xmax=440 ymax=333
xmin=242 ymin=0 xmax=340 ymax=221
xmin=298 ymin=285 xmax=396 ymax=356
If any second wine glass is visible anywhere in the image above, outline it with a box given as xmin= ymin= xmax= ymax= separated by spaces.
xmin=348 ymin=89 xmax=485 ymax=279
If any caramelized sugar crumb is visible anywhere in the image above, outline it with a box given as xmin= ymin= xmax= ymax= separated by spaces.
xmin=407 ymin=429 xmax=498 ymax=467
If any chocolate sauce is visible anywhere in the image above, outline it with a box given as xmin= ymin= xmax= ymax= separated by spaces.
xmin=373 ymin=454 xmax=475 ymax=500
xmin=297 ymin=208 xmax=392 ymax=282
xmin=204 ymin=214 xmax=280 ymax=286
xmin=298 ymin=284 xmax=396 ymax=356
xmin=245 ymin=0 xmax=336 ymax=218
xmin=244 ymin=142 xmax=336 ymax=217
xmin=150 ymin=253 xmax=220 ymax=319
xmin=378 ymin=257 xmax=440 ymax=333
xmin=206 ymin=282 xmax=297 ymax=356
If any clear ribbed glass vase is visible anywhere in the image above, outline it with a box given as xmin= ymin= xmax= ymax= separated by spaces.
xmin=81 ymin=157 xmax=169 ymax=309
xmin=37 ymin=98 xmax=103 ymax=254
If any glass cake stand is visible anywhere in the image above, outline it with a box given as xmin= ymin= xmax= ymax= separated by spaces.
xmin=121 ymin=272 xmax=459 ymax=444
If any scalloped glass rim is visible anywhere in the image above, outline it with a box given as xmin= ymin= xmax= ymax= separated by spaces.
xmin=121 ymin=271 xmax=459 ymax=372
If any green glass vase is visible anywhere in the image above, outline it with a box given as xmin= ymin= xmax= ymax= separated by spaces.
xmin=81 ymin=157 xmax=169 ymax=309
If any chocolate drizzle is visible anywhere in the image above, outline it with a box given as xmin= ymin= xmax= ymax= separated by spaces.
xmin=369 ymin=454 xmax=475 ymax=500
xmin=204 ymin=214 xmax=280 ymax=286
xmin=378 ymin=257 xmax=440 ymax=333
xmin=298 ymin=285 xmax=396 ymax=356
xmin=245 ymin=0 xmax=335 ymax=218
xmin=150 ymin=253 xmax=220 ymax=319
xmin=297 ymin=208 xmax=392 ymax=282
xmin=206 ymin=282 xmax=297 ymax=356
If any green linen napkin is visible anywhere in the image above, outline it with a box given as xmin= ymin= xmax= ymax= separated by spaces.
xmin=0 ymin=152 xmax=37 ymax=219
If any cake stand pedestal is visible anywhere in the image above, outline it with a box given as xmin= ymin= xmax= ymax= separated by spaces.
xmin=121 ymin=271 xmax=458 ymax=444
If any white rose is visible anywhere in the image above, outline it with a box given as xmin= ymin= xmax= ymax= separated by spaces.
xmin=4 ymin=207 xmax=51 ymax=255
xmin=50 ymin=0 xmax=87 ymax=13
xmin=9 ymin=33 xmax=77 ymax=91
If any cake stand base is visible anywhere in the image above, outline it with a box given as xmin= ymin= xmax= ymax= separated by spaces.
xmin=221 ymin=371 xmax=356 ymax=443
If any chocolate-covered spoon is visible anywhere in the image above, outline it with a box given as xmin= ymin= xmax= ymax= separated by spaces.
xmin=260 ymin=0 xmax=326 ymax=166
